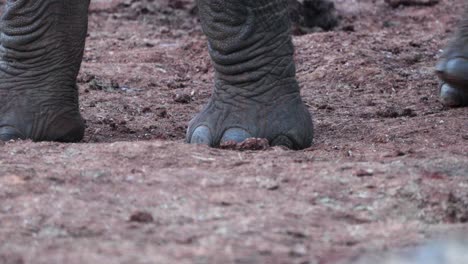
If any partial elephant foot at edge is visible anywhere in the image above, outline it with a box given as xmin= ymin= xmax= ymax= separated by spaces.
xmin=436 ymin=48 xmax=468 ymax=107
xmin=0 ymin=103 xmax=85 ymax=142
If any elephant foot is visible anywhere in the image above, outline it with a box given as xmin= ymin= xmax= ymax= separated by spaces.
xmin=436 ymin=58 xmax=468 ymax=106
xmin=0 ymin=0 xmax=89 ymax=142
xmin=436 ymin=34 xmax=468 ymax=107
xmin=191 ymin=0 xmax=315 ymax=150
xmin=0 ymin=99 xmax=85 ymax=142
xmin=187 ymin=92 xmax=313 ymax=150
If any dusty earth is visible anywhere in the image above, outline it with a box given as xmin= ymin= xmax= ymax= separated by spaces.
xmin=1 ymin=0 xmax=468 ymax=263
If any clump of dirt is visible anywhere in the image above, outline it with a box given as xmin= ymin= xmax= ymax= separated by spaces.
xmin=220 ymin=138 xmax=270 ymax=151
xmin=375 ymin=106 xmax=417 ymax=118
xmin=129 ymin=211 xmax=155 ymax=223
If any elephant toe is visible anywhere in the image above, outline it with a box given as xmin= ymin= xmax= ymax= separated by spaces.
xmin=189 ymin=125 xmax=213 ymax=146
xmin=436 ymin=57 xmax=468 ymax=88
xmin=271 ymin=135 xmax=295 ymax=149
xmin=439 ymin=83 xmax=468 ymax=107
xmin=220 ymin=128 xmax=252 ymax=145
xmin=0 ymin=126 xmax=25 ymax=141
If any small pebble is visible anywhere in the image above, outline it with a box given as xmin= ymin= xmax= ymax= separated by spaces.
xmin=129 ymin=211 xmax=154 ymax=223
xmin=355 ymin=169 xmax=374 ymax=177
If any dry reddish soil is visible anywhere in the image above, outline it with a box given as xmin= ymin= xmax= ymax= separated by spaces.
xmin=1 ymin=0 xmax=467 ymax=263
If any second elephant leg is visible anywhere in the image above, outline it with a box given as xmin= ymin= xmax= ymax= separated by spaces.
xmin=187 ymin=0 xmax=314 ymax=149
xmin=0 ymin=0 xmax=89 ymax=141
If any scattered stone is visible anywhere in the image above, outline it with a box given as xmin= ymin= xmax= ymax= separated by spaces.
xmin=402 ymin=53 xmax=423 ymax=65
xmin=286 ymin=230 xmax=309 ymax=239
xmin=129 ymin=211 xmax=154 ymax=223
xmin=210 ymin=192 xmax=235 ymax=207
xmin=376 ymin=106 xmax=417 ymax=118
xmin=88 ymin=78 xmax=107 ymax=91
xmin=289 ymin=244 xmax=307 ymax=257
xmin=141 ymin=106 xmax=152 ymax=113
xmin=38 ymin=226 xmax=69 ymax=238
xmin=174 ymin=93 xmax=192 ymax=104
xmin=383 ymin=20 xmax=398 ymax=28
xmin=88 ymin=78 xmax=120 ymax=92
xmin=77 ymin=72 xmax=95 ymax=83
xmin=400 ymin=108 xmax=417 ymax=117
xmin=155 ymin=107 xmax=168 ymax=118
xmin=342 ymin=24 xmax=355 ymax=32
xmin=47 ymin=176 xmax=66 ymax=184
xmin=377 ymin=107 xmax=399 ymax=118
xmin=110 ymin=79 xmax=120 ymax=89
xmin=383 ymin=150 xmax=406 ymax=158
xmin=446 ymin=192 xmax=468 ymax=223
xmin=317 ymin=104 xmax=334 ymax=110
xmin=144 ymin=41 xmax=155 ymax=48
xmin=355 ymin=169 xmax=374 ymax=177
xmin=266 ymin=183 xmax=280 ymax=191
xmin=257 ymin=177 xmax=280 ymax=191
xmin=345 ymin=240 xmax=359 ymax=247
xmin=419 ymin=96 xmax=429 ymax=103
xmin=118 ymin=0 xmax=163 ymax=15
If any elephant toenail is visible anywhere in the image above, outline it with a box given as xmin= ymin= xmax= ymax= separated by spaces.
xmin=440 ymin=83 xmax=468 ymax=107
xmin=444 ymin=58 xmax=468 ymax=82
xmin=190 ymin=126 xmax=213 ymax=145
xmin=220 ymin=128 xmax=252 ymax=144
xmin=271 ymin=135 xmax=294 ymax=149
xmin=0 ymin=126 xmax=25 ymax=141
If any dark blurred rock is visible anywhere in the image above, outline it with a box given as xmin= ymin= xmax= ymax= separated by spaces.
xmin=385 ymin=0 xmax=439 ymax=8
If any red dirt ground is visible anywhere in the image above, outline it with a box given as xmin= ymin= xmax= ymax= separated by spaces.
xmin=0 ymin=0 xmax=467 ymax=263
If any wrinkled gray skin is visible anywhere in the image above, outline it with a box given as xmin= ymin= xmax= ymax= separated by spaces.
xmin=187 ymin=0 xmax=313 ymax=149
xmin=0 ymin=0 xmax=465 ymax=148
xmin=0 ymin=0 xmax=88 ymax=142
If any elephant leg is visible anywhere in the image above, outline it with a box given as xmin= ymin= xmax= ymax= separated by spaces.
xmin=436 ymin=7 xmax=468 ymax=107
xmin=0 ymin=0 xmax=89 ymax=142
xmin=187 ymin=0 xmax=314 ymax=149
